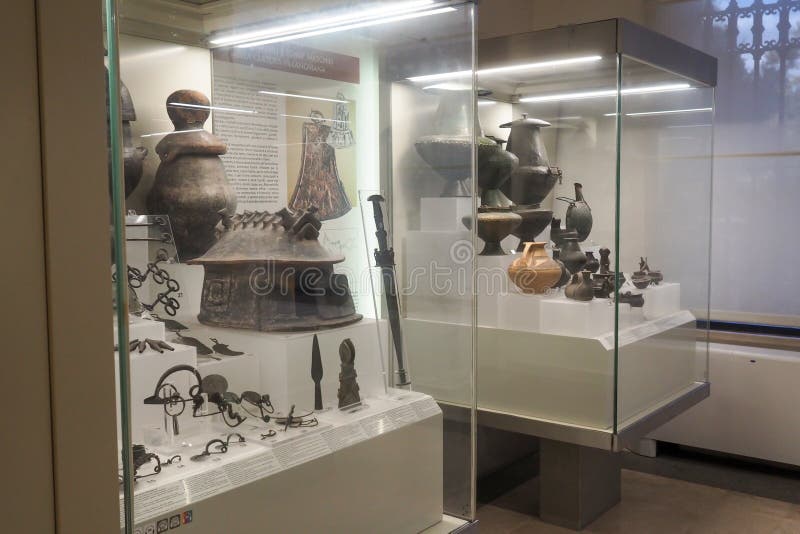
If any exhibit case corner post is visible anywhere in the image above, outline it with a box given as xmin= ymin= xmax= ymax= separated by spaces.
xmin=104 ymin=0 xmax=477 ymax=531
xmin=471 ymin=18 xmax=716 ymax=450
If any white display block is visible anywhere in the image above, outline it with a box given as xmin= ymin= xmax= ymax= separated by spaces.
xmin=641 ymin=282 xmax=681 ymax=320
xmin=118 ymin=314 xmax=165 ymax=342
xmin=173 ymin=318 xmax=386 ymax=414
xmin=115 ymin=343 xmax=199 ymax=443
xmin=420 ymin=197 xmax=473 ymax=231
xmin=539 ymin=297 xmax=617 ymax=338
xmin=158 ymin=263 xmax=205 ymax=318
xmin=198 ymin=353 xmax=260 ymax=395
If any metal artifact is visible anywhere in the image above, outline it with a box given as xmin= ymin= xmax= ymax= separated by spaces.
xmin=559 ymin=236 xmax=587 ymax=274
xmin=617 ymin=291 xmax=644 ymax=308
xmin=549 ymin=218 xmax=569 ymax=249
xmin=508 ymin=242 xmax=561 ymax=294
xmin=476 ymin=210 xmax=521 ymax=256
xmin=146 ymin=89 xmax=238 ymax=261
xmin=188 ymin=207 xmax=362 ymax=332
xmin=584 ymin=251 xmax=600 ymax=274
xmin=157 ymin=383 xmax=183 ymax=436
xmin=151 ymin=314 xmax=189 ymax=333
xmin=190 ymin=438 xmax=228 ymax=462
xmin=479 ymin=136 xmax=518 ymax=209
xmin=592 ymin=273 xmax=614 ymax=299
xmin=551 ymin=249 xmax=570 ymax=289
xmin=143 ymin=365 xmax=245 ymax=428
xmin=501 ymin=114 xmax=562 ymax=206
xmin=275 ymin=404 xmax=318 ymax=431
xmin=367 ymin=195 xmax=410 ymax=386
xmin=210 ymin=338 xmax=244 ymax=357
xmin=414 ymin=86 xmax=498 ymax=197
xmin=105 ymin=69 xmax=147 ymax=198
xmin=124 ymin=249 xmax=181 ymax=317
xmin=557 ymin=183 xmax=593 ymax=243
xmin=631 ymin=276 xmax=651 ymax=289
xmin=290 ymin=110 xmax=351 ymax=220
xmin=241 ymin=391 xmax=275 ymax=423
xmin=565 ymin=271 xmax=595 ymax=302
xmin=337 ymin=338 xmax=361 ymax=409
xmin=131 ymin=444 xmax=161 ymax=479
xmin=311 ymin=334 xmax=324 ymax=411
xmin=129 ymin=338 xmax=174 ymax=354
xmin=173 ymin=331 xmax=215 ymax=357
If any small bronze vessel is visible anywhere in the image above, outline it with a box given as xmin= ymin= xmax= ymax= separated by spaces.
xmin=477 ymin=209 xmax=521 ymax=256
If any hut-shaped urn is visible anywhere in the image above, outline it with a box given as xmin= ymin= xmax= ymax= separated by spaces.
xmin=188 ymin=207 xmax=362 ymax=332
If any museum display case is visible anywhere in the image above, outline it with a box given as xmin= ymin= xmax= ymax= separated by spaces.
xmin=105 ymin=1 xmax=477 ymax=532
xmin=402 ymin=18 xmax=716 ymax=527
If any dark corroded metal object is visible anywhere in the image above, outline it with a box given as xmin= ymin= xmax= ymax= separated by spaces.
xmin=500 ymin=114 xmax=562 ymax=206
xmin=476 ymin=209 xmax=521 ymax=256
xmin=147 ymin=89 xmax=237 ymax=261
xmin=337 ymin=338 xmax=361 ymax=409
xmin=479 ymin=137 xmax=518 ymax=209
xmin=129 ymin=338 xmax=174 ymax=354
xmin=173 ymin=331 xmax=215 ymax=357
xmin=210 ymin=338 xmax=244 ymax=357
xmin=511 ymin=206 xmax=553 ymax=252
xmin=105 ymin=68 xmax=147 ymax=197
xmin=188 ymin=207 xmax=362 ymax=332
xmin=290 ymin=110 xmax=351 ymax=220
xmin=557 ymin=183 xmax=593 ymax=242
xmin=311 ymin=334 xmax=323 ymax=411
xmin=618 ymin=291 xmax=645 ymax=308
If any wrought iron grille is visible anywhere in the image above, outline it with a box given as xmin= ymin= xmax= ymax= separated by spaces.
xmin=704 ymin=0 xmax=800 ymax=119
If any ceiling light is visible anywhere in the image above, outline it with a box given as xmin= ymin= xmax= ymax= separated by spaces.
xmin=520 ymin=83 xmax=692 ymax=103
xmin=281 ymin=114 xmax=350 ymax=124
xmin=407 ymin=55 xmax=603 ymax=83
xmin=167 ymin=102 xmax=256 ymax=114
xmin=604 ymin=107 xmax=712 ymax=117
xmin=210 ymin=0 xmax=436 ymax=46
xmin=258 ymin=90 xmax=348 ymax=103
xmin=477 ymin=100 xmax=496 ymax=106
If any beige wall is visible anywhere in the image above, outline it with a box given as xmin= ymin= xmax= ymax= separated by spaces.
xmin=0 ymin=1 xmax=55 ymax=532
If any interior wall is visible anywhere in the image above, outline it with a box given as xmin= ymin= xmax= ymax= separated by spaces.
xmin=0 ymin=1 xmax=55 ymax=532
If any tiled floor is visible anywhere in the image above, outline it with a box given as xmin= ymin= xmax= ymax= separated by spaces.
xmin=477 ymin=469 xmax=800 ymax=533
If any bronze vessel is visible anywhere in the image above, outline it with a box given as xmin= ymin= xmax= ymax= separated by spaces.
xmin=188 ymin=207 xmax=362 ymax=332
xmin=500 ymin=114 xmax=562 ymax=206
xmin=147 ymin=90 xmax=237 ymax=261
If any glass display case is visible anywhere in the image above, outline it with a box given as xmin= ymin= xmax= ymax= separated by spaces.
xmin=105 ymin=1 xmax=477 ymax=532
xmin=402 ymin=18 xmax=716 ymax=528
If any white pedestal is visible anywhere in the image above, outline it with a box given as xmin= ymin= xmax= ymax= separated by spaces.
xmin=174 ymin=318 xmax=386 ymax=414
xmin=421 ymin=197 xmax=473 ymax=231
xmin=540 ymin=297 xmax=616 ymax=338
xmin=117 ymin=314 xmax=165 ymax=342
xmin=641 ymin=282 xmax=681 ymax=320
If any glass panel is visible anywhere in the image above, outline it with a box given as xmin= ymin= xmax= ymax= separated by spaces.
xmin=475 ymin=23 xmax=620 ymax=432
xmin=616 ymin=56 xmax=713 ymax=432
xmin=107 ymin=0 xmax=476 ymax=530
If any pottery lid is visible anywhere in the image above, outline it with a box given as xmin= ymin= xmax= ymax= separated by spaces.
xmin=500 ymin=114 xmax=551 ymax=129
xmin=188 ymin=207 xmax=345 ymax=266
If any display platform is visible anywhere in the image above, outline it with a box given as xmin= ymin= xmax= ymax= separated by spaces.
xmin=124 ymin=390 xmax=444 ymax=533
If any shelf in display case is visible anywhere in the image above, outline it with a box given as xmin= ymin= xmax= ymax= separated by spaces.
xmin=121 ymin=389 xmax=442 ymax=528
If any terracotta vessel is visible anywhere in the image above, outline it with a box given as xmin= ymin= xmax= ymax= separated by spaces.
xmin=557 ymin=183 xmax=593 ymax=242
xmin=147 ymin=90 xmax=237 ymax=261
xmin=476 ymin=209 xmax=521 ymax=256
xmin=566 ymin=271 xmax=595 ymax=301
xmin=552 ymin=249 xmax=570 ymax=289
xmin=508 ymin=242 xmax=561 ymax=294
xmin=584 ymin=251 xmax=600 ymax=274
xmin=559 ymin=236 xmax=587 ymax=274
xmin=511 ymin=206 xmax=553 ymax=251
xmin=500 ymin=114 xmax=562 ymax=206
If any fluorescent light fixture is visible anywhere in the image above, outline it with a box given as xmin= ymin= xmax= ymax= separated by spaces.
xmin=167 ymin=102 xmax=256 ymax=114
xmin=477 ymin=100 xmax=496 ymax=106
xmin=422 ymin=82 xmax=471 ymax=91
xmin=140 ymin=128 xmax=204 ymax=138
xmin=625 ymin=107 xmax=712 ymax=117
xmin=259 ymin=90 xmax=348 ymax=103
xmin=281 ymin=113 xmax=350 ymax=124
xmin=220 ymin=2 xmax=456 ymax=48
xmin=211 ymin=0 xmax=436 ymax=46
xmin=604 ymin=107 xmax=712 ymax=117
xmin=520 ymin=83 xmax=692 ymax=103
xmin=407 ymin=55 xmax=603 ymax=83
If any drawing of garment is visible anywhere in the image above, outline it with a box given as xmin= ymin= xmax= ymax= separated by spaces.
xmin=328 ymin=92 xmax=355 ymax=148
xmin=290 ymin=111 xmax=352 ymax=220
